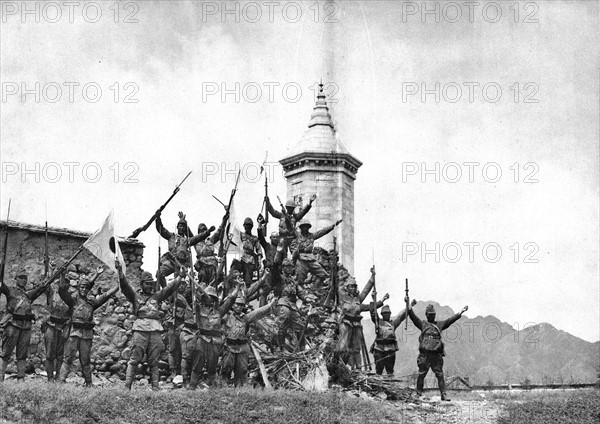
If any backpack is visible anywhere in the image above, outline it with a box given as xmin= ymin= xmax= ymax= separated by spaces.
xmin=419 ymin=321 xmax=443 ymax=353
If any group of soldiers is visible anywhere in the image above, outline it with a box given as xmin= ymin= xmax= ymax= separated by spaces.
xmin=0 ymin=193 xmax=468 ymax=400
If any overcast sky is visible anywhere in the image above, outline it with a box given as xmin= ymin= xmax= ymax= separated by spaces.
xmin=1 ymin=1 xmax=598 ymax=342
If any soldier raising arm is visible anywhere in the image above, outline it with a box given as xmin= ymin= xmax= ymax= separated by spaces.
xmin=118 ymin=261 xmax=185 ymax=391
xmin=58 ymin=267 xmax=118 ymax=387
xmin=408 ymin=302 xmax=468 ymax=401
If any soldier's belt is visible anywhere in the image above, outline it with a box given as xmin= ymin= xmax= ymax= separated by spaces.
xmin=343 ymin=314 xmax=363 ymax=323
xmin=12 ymin=313 xmax=35 ymax=322
xmin=198 ymin=328 xmax=222 ymax=337
xmin=72 ymin=321 xmax=95 ymax=330
xmin=376 ymin=338 xmax=397 ymax=345
xmin=226 ymin=338 xmax=248 ymax=346
xmin=49 ymin=316 xmax=69 ymax=324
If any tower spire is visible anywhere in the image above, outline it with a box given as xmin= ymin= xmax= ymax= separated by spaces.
xmin=308 ymin=80 xmax=334 ymax=129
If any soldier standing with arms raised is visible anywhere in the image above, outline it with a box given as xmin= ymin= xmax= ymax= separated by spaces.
xmin=0 ymin=268 xmax=49 ymax=381
xmin=408 ymin=302 xmax=468 ymax=401
xmin=117 ymin=261 xmax=185 ymax=391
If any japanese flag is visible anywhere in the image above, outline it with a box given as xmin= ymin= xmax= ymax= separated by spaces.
xmin=83 ymin=210 xmax=127 ymax=273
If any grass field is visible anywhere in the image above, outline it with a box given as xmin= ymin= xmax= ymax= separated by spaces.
xmin=491 ymin=389 xmax=600 ymax=424
xmin=1 ymin=380 xmax=599 ymax=423
xmin=0 ymin=380 xmax=401 ymax=424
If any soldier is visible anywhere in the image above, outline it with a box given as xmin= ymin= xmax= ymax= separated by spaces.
xmin=0 ymin=268 xmax=49 ymax=381
xmin=293 ymin=219 xmax=342 ymax=286
xmin=117 ymin=261 xmax=185 ymax=391
xmin=370 ymin=298 xmax=417 ymax=376
xmin=265 ymin=194 xmax=316 ymax=247
xmin=256 ymin=214 xmax=284 ymax=305
xmin=274 ymin=259 xmax=315 ymax=352
xmin=240 ymin=217 xmax=260 ymax=285
xmin=44 ymin=264 xmax=103 ymax=383
xmin=184 ymin=283 xmax=240 ymax=389
xmin=166 ymin=279 xmax=188 ymax=379
xmin=58 ymin=268 xmax=117 ymax=387
xmin=408 ymin=303 xmax=468 ymax=401
xmin=156 ymin=211 xmax=193 ymax=288
xmin=334 ymin=267 xmax=388 ymax=369
xmin=190 ymin=216 xmax=226 ymax=285
xmin=221 ymin=294 xmax=276 ymax=387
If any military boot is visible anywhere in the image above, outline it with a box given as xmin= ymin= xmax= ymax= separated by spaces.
xmin=0 ymin=358 xmax=8 ymax=381
xmin=438 ymin=375 xmax=449 ymax=401
xmin=58 ymin=362 xmax=71 ymax=382
xmin=187 ymin=372 xmax=199 ymax=390
xmin=16 ymin=359 xmax=26 ymax=380
xmin=82 ymin=365 xmax=93 ymax=387
xmin=150 ymin=365 xmax=160 ymax=391
xmin=45 ymin=359 xmax=55 ymax=382
xmin=124 ymin=364 xmax=136 ymax=390
xmin=54 ymin=360 xmax=63 ymax=383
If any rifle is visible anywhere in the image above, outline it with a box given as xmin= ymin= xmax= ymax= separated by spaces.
xmin=217 ymin=170 xmax=241 ymax=261
xmin=276 ymin=195 xmax=293 ymax=232
xmin=44 ymin=204 xmax=49 ymax=278
xmin=323 ymin=237 xmax=339 ymax=309
xmin=41 ymin=246 xmax=85 ymax=289
xmin=371 ymin=251 xmax=379 ymax=336
xmin=0 ymin=199 xmax=12 ymax=285
xmin=405 ymin=278 xmax=409 ymax=331
xmin=129 ymin=171 xmax=192 ymax=239
xmin=216 ymin=223 xmax=233 ymax=279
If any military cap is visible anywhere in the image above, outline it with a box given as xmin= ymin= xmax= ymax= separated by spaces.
xmin=243 ymin=217 xmax=253 ymax=226
xmin=141 ymin=271 xmax=155 ymax=284
xmin=16 ymin=268 xmax=28 ymax=277
xmin=425 ymin=304 xmax=436 ymax=315
xmin=282 ymin=258 xmax=294 ymax=267
xmin=270 ymin=232 xmax=279 ymax=238
xmin=297 ymin=220 xmax=311 ymax=228
xmin=198 ymin=223 xmax=208 ymax=233
xmin=177 ymin=215 xmax=187 ymax=226
xmin=285 ymin=199 xmax=296 ymax=208
xmin=230 ymin=259 xmax=243 ymax=273
xmin=381 ymin=305 xmax=391 ymax=314
xmin=78 ymin=276 xmax=93 ymax=289
xmin=344 ymin=277 xmax=358 ymax=287
xmin=204 ymin=285 xmax=218 ymax=299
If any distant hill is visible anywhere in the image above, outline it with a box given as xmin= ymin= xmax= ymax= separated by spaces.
xmin=362 ymin=301 xmax=600 ymax=386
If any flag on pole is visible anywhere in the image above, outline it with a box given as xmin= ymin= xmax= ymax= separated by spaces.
xmin=228 ymin=195 xmax=243 ymax=257
xmin=83 ymin=210 xmax=127 ymax=273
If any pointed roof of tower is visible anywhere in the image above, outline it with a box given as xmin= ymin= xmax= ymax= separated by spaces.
xmin=288 ymin=82 xmax=350 ymax=156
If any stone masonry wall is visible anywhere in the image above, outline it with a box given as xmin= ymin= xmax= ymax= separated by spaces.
xmin=0 ymin=221 xmax=166 ymax=379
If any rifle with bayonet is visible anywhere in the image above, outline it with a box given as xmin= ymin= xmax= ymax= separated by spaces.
xmin=371 ymin=252 xmax=380 ymax=336
xmin=323 ymin=237 xmax=339 ymax=309
xmin=129 ymin=171 xmax=192 ymax=239
xmin=405 ymin=278 xmax=409 ymax=330
xmin=0 ymin=199 xmax=12 ymax=285
xmin=44 ymin=207 xmax=49 ymax=279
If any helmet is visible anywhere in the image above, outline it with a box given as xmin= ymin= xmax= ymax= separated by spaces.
xmin=16 ymin=268 xmax=28 ymax=277
xmin=235 ymin=293 xmax=246 ymax=304
xmin=285 ymin=199 xmax=296 ymax=208
xmin=270 ymin=232 xmax=279 ymax=238
xmin=425 ymin=304 xmax=436 ymax=315
xmin=344 ymin=277 xmax=357 ymax=287
xmin=282 ymin=258 xmax=294 ymax=267
xmin=243 ymin=217 xmax=253 ymax=226
xmin=297 ymin=220 xmax=311 ymax=229
xmin=381 ymin=305 xmax=391 ymax=314
xmin=198 ymin=223 xmax=208 ymax=233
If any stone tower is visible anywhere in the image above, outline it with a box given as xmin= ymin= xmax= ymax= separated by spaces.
xmin=280 ymin=83 xmax=362 ymax=274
